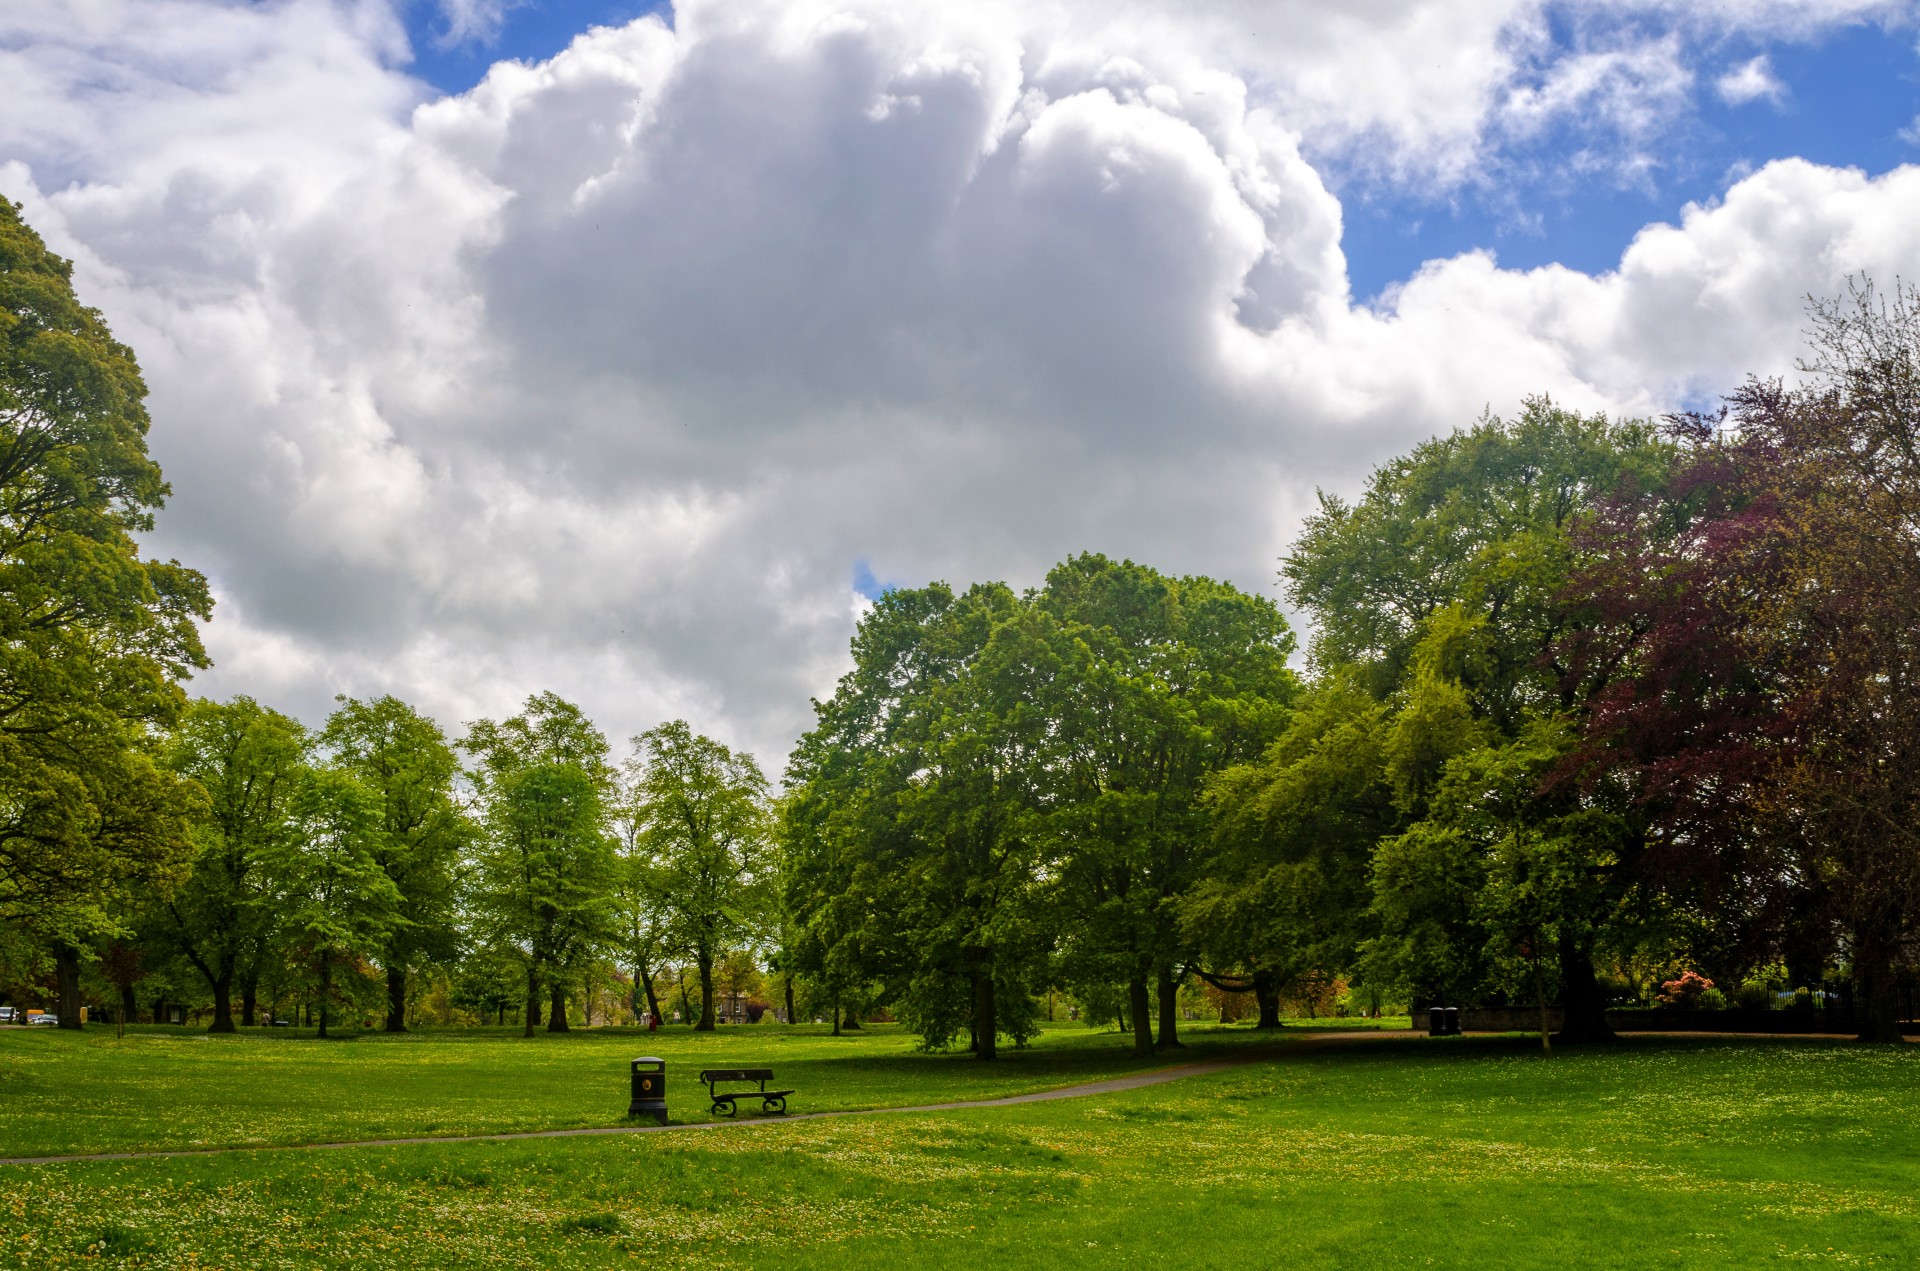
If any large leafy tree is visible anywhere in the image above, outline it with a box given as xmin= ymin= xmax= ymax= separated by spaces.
xmin=320 ymin=695 xmax=469 ymax=1033
xmin=610 ymin=754 xmax=674 ymax=1026
xmin=1186 ymin=674 xmax=1396 ymax=1029
xmin=465 ymin=693 xmax=616 ymax=1034
xmin=0 ymin=198 xmax=212 ymax=1027
xmin=630 ymin=720 xmax=773 ymax=1032
xmin=1572 ymin=281 xmax=1920 ymax=1040
xmin=268 ymin=768 xmax=398 ymax=1038
xmin=159 ymin=697 xmax=308 ymax=1031
xmin=784 ymin=583 xmax=1053 ymax=1057
xmin=1036 ymin=555 xmax=1295 ymax=1055
xmin=1281 ymin=402 xmax=1670 ymax=1040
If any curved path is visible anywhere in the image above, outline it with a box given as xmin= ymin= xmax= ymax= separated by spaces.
xmin=0 ymin=1030 xmax=1412 ymax=1169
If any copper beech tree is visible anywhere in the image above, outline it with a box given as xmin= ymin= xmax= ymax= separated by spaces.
xmin=1570 ymin=280 xmax=1920 ymax=1042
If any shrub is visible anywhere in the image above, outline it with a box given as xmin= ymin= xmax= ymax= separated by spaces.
xmin=1735 ymin=980 xmax=1774 ymax=1011
xmin=1657 ymin=970 xmax=1716 ymax=1009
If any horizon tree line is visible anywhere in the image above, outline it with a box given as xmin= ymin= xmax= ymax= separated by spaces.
xmin=6 ymin=191 xmax=1919 ymax=1048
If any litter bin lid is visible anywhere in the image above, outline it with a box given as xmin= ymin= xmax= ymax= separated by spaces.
xmin=633 ymin=1056 xmax=664 ymax=1065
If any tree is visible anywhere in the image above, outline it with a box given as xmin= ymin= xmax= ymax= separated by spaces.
xmin=631 ymin=720 xmax=773 ymax=1032
xmin=1036 ymin=555 xmax=1295 ymax=1054
xmin=1282 ymin=402 xmax=1670 ymax=1040
xmin=783 ymin=583 xmax=1053 ymax=1058
xmin=268 ymin=768 xmax=398 ymax=1038
xmin=0 ymin=198 xmax=212 ymax=1028
xmin=1186 ymin=673 xmax=1396 ymax=1030
xmin=466 ymin=694 xmax=618 ymax=1035
xmin=320 ymin=695 xmax=469 ymax=1033
xmin=610 ymin=758 xmax=672 ymax=1026
xmin=159 ymin=697 xmax=308 ymax=1032
xmin=1571 ymin=282 xmax=1920 ymax=1041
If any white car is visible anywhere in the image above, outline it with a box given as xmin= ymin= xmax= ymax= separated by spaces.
xmin=27 ymin=1013 xmax=57 ymax=1026
xmin=0 ymin=1007 xmax=16 ymax=1023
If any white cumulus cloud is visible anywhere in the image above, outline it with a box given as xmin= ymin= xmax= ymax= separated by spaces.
xmin=3 ymin=0 xmax=1918 ymax=765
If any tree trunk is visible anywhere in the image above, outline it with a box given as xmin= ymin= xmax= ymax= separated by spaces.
xmin=208 ymin=967 xmax=237 ymax=1034
xmin=1156 ymin=967 xmax=1183 ymax=1049
xmin=783 ymin=976 xmax=796 ymax=1027
xmin=1854 ymin=924 xmax=1905 ymax=1043
xmin=385 ymin=965 xmax=409 ymax=1033
xmin=1553 ymin=939 xmax=1615 ymax=1043
xmin=1253 ymin=971 xmax=1282 ymax=1030
xmin=833 ymin=999 xmax=842 ymax=1037
xmin=316 ymin=953 xmax=333 ymax=1039
xmin=523 ymin=967 xmax=541 ymax=1038
xmin=54 ymin=944 xmax=84 ymax=1031
xmin=695 ymin=951 xmax=716 ymax=1031
xmin=548 ymin=980 xmax=571 ymax=1032
xmin=120 ymin=983 xmax=138 ymax=1029
xmin=634 ymin=956 xmax=663 ymax=1026
xmin=842 ymin=1006 xmax=862 ymax=1030
xmin=1128 ymin=975 xmax=1153 ymax=1057
xmin=1532 ymin=954 xmax=1554 ymax=1057
xmin=973 ymin=970 xmax=997 ymax=1060
xmin=241 ymin=977 xmax=258 ymax=1028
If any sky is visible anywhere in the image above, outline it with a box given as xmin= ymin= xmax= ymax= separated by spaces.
xmin=3 ymin=0 xmax=1919 ymax=769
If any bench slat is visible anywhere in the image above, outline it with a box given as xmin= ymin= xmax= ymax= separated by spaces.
xmin=700 ymin=1068 xmax=775 ymax=1083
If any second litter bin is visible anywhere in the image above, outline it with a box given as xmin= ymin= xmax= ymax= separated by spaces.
xmin=628 ymin=1056 xmax=667 ymax=1124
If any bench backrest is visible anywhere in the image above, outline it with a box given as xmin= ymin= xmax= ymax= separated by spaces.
xmin=700 ymin=1068 xmax=774 ymax=1083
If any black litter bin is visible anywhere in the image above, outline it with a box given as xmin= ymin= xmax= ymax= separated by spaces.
xmin=1445 ymin=1006 xmax=1461 ymax=1035
xmin=629 ymin=1056 xmax=667 ymax=1124
xmin=1428 ymin=1007 xmax=1461 ymax=1036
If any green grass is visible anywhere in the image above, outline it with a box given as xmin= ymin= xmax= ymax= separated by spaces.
xmin=4 ymin=1029 xmax=1918 ymax=1268
xmin=0 ymin=1019 xmax=1294 ymax=1157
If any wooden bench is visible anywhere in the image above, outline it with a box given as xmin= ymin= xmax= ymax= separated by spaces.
xmin=699 ymin=1068 xmax=794 ymax=1116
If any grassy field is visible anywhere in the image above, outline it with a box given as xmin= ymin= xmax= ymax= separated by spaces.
xmin=0 ymin=1019 xmax=1328 ymax=1158
xmin=3 ymin=1025 xmax=1918 ymax=1268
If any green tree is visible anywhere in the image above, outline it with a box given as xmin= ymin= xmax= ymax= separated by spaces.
xmin=466 ymin=694 xmax=617 ymax=1035
xmin=320 ymin=695 xmax=469 ymax=1032
xmin=1036 ymin=555 xmax=1295 ymax=1055
xmin=630 ymin=720 xmax=773 ymax=1032
xmin=1186 ymin=674 xmax=1396 ymax=1029
xmin=610 ymin=757 xmax=672 ymax=1026
xmin=783 ymin=583 xmax=1052 ymax=1057
xmin=159 ymin=697 xmax=308 ymax=1032
xmin=268 ymin=768 xmax=399 ymax=1038
xmin=1282 ymin=402 xmax=1669 ymax=1040
xmin=0 ymin=198 xmax=212 ymax=1028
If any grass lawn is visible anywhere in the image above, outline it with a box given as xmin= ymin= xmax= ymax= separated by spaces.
xmin=0 ymin=1019 xmax=1320 ymax=1157
xmin=4 ymin=1027 xmax=1918 ymax=1268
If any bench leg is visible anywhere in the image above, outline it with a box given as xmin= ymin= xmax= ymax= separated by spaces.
xmin=763 ymin=1096 xmax=787 ymax=1115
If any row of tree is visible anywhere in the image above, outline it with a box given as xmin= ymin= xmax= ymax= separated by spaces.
xmin=104 ymin=693 xmax=774 ymax=1036
xmin=7 ymin=187 xmax=1917 ymax=1050
xmin=782 ymin=282 xmax=1920 ymax=1051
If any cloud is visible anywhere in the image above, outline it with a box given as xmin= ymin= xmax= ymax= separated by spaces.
xmin=1716 ymin=54 xmax=1786 ymax=106
xmin=3 ymin=0 xmax=1918 ymax=766
xmin=433 ymin=0 xmax=520 ymax=48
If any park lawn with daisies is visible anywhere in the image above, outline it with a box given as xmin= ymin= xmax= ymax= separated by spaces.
xmin=3 ymin=1029 xmax=1920 ymax=1267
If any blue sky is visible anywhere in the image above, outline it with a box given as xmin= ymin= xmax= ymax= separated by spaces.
xmin=1341 ymin=19 xmax=1920 ymax=299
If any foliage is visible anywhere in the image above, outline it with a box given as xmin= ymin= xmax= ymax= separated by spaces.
xmin=0 ymin=198 xmax=210 ymax=1007
xmin=628 ymin=720 xmax=774 ymax=1032
xmin=320 ymin=694 xmax=470 ymax=1031
xmin=157 ymin=696 xmax=308 ymax=1031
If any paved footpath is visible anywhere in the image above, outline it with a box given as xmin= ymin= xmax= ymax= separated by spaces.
xmin=0 ymin=1029 xmax=1415 ymax=1169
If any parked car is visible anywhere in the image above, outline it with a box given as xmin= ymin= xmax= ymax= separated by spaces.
xmin=0 ymin=1006 xmax=17 ymax=1023
xmin=27 ymin=1013 xmax=57 ymax=1026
